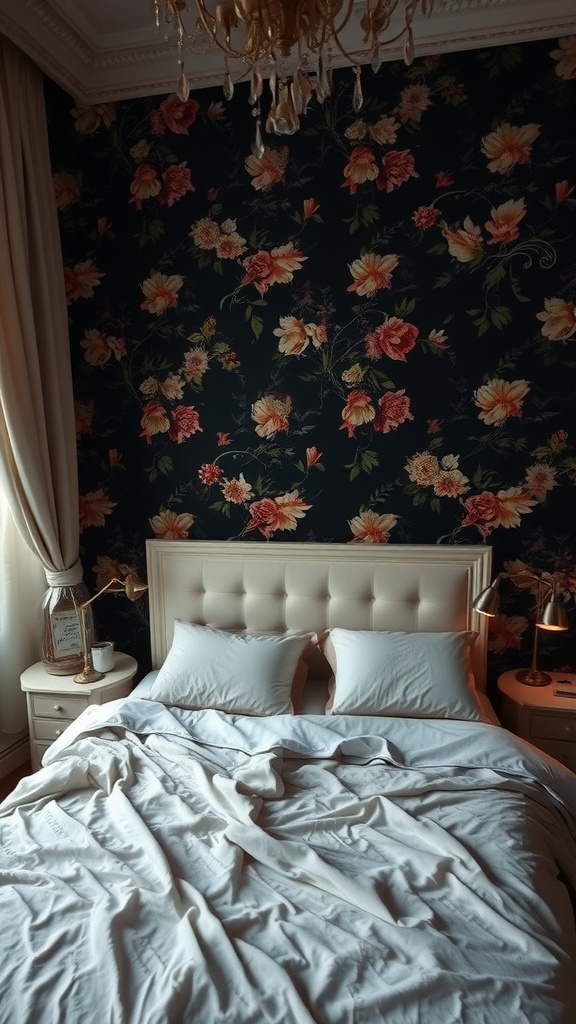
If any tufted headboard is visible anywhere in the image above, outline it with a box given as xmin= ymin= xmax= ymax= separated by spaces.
xmin=145 ymin=540 xmax=492 ymax=692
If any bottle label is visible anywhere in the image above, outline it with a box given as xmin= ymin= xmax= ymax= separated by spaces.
xmin=52 ymin=611 xmax=83 ymax=656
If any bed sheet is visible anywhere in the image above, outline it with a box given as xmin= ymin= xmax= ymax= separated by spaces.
xmin=1 ymin=700 xmax=576 ymax=1024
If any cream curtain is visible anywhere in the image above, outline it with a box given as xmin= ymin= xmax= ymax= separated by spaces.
xmin=0 ymin=36 xmax=82 ymax=733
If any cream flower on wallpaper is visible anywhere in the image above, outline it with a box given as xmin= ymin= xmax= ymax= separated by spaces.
xmin=140 ymin=272 xmax=184 ymax=315
xmin=149 ymin=510 xmax=195 ymax=539
xmin=342 ymin=146 xmax=379 ymax=194
xmin=71 ymin=103 xmax=116 ymax=134
xmin=348 ymin=510 xmax=398 ymax=543
xmin=53 ymin=172 xmax=81 ymax=210
xmin=64 ymin=261 xmax=104 ymax=304
xmin=550 ymin=35 xmax=576 ymax=79
xmin=369 ymin=115 xmax=399 ymax=145
xmin=252 ymin=395 xmax=292 ymax=437
xmin=190 ymin=217 xmax=221 ymax=250
xmin=347 ymin=252 xmax=400 ymax=297
xmin=405 ymin=452 xmax=441 ymax=486
xmin=139 ymin=400 xmax=170 ymax=443
xmin=524 ymin=463 xmax=558 ymax=496
xmin=215 ymin=232 xmax=247 ymax=259
xmin=474 ymin=378 xmax=531 ymax=425
xmin=536 ymin=297 xmax=576 ymax=340
xmin=481 ymin=122 xmax=541 ymax=174
xmin=79 ymin=490 xmax=116 ymax=531
xmin=340 ymin=390 xmax=375 ymax=438
xmin=246 ymin=492 xmax=311 ymax=538
xmin=183 ymin=346 xmax=209 ymax=383
xmin=221 ymin=474 xmax=253 ymax=504
xmin=441 ymin=217 xmax=483 ymax=262
xmin=398 ymin=85 xmax=431 ymax=123
xmin=273 ymin=316 xmax=309 ymax=355
xmin=245 ymin=146 xmax=289 ymax=190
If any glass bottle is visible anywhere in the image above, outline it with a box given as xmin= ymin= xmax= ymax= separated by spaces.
xmin=41 ymin=579 xmax=96 ymax=676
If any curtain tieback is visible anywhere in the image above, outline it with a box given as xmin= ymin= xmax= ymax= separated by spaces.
xmin=45 ymin=561 xmax=84 ymax=588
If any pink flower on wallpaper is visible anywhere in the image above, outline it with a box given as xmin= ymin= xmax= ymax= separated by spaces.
xmin=348 ymin=510 xmax=398 ymax=543
xmin=139 ymin=400 xmax=170 ymax=444
xmin=97 ymin=217 xmax=112 ymax=236
xmin=373 ymin=391 xmax=414 ymax=433
xmin=555 ymin=180 xmax=575 ymax=203
xmin=488 ymin=614 xmax=527 ymax=653
xmin=53 ymin=172 xmax=81 ymax=210
xmin=149 ymin=510 xmax=195 ymax=539
xmin=461 ymin=488 xmax=536 ymax=538
xmin=74 ymin=400 xmax=94 ymax=436
xmin=246 ymin=492 xmax=311 ymax=539
xmin=376 ymin=150 xmax=419 ymax=192
xmin=481 ymin=122 xmax=541 ymax=175
xmin=71 ymin=103 xmax=116 ymax=134
xmin=341 ymin=147 xmax=379 ymax=194
xmin=306 ymin=446 xmax=323 ymax=468
xmin=365 ymin=318 xmax=418 ymax=361
xmin=435 ymin=171 xmax=454 ymax=187
xmin=108 ymin=449 xmax=123 ymax=468
xmin=129 ymin=164 xmax=161 ymax=209
xmin=412 ymin=205 xmax=441 ymax=229
xmin=92 ymin=554 xmax=132 ymax=590
xmin=474 ymin=378 xmax=531 ymax=425
xmin=398 ymin=85 xmax=431 ymax=123
xmin=169 ymin=405 xmax=202 ymax=442
xmin=340 ymin=390 xmax=375 ymax=438
xmin=79 ymin=489 xmax=116 ymax=531
xmin=347 ymin=252 xmax=400 ymax=297
xmin=217 ymin=432 xmax=232 ymax=446
xmin=64 ymin=261 xmax=105 ymax=304
xmin=158 ymin=163 xmax=195 ymax=206
xmin=244 ymin=147 xmax=289 ymax=190
xmin=183 ymin=346 xmax=209 ymax=383
xmin=303 ymin=198 xmax=320 ymax=219
xmin=140 ymin=272 xmax=184 ymax=315
xmin=252 ymin=395 xmax=292 ymax=437
xmin=198 ymin=463 xmax=223 ymax=485
xmin=536 ymin=297 xmax=576 ymax=340
xmin=485 ymin=198 xmax=526 ymax=245
xmin=241 ymin=244 xmax=306 ymax=296
xmin=524 ymin=463 xmax=558 ymax=496
xmin=150 ymin=96 xmax=200 ymax=135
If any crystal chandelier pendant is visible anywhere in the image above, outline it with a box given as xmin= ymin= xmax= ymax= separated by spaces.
xmin=177 ymin=61 xmax=190 ymax=101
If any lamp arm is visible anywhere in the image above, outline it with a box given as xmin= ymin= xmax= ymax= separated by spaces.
xmin=77 ymin=578 xmax=128 ymax=612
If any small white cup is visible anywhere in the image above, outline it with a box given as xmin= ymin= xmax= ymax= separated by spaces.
xmin=91 ymin=640 xmax=115 ymax=673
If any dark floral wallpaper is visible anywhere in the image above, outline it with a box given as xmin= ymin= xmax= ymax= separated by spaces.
xmin=44 ymin=35 xmax=576 ymax=687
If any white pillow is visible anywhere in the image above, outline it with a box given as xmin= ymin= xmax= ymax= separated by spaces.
xmin=146 ymin=620 xmax=316 ymax=715
xmin=319 ymin=629 xmax=485 ymax=721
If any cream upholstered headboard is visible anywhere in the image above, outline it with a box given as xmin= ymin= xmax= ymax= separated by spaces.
xmin=145 ymin=540 xmax=492 ymax=691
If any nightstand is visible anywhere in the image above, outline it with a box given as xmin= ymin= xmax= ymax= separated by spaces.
xmin=21 ymin=652 xmax=137 ymax=771
xmin=498 ymin=670 xmax=576 ymax=772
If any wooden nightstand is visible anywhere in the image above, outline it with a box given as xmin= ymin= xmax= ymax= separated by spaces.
xmin=498 ymin=669 xmax=576 ymax=772
xmin=21 ymin=652 xmax=137 ymax=771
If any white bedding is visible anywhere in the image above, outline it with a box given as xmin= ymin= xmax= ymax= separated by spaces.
xmin=1 ymin=699 xmax=576 ymax=1023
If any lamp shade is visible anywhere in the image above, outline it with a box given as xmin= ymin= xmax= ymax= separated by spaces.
xmin=472 ymin=581 xmax=501 ymax=617
xmin=538 ymin=592 xmax=569 ymax=631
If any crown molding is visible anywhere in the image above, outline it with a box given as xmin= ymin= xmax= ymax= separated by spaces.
xmin=0 ymin=0 xmax=574 ymax=103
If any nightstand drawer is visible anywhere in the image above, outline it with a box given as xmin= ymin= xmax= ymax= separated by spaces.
xmin=530 ymin=714 xmax=576 ymax=743
xmin=31 ymin=695 xmax=90 ymax=719
xmin=33 ymin=718 xmax=74 ymax=742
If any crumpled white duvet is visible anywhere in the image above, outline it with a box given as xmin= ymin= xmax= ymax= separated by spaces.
xmin=1 ymin=700 xmax=576 ymax=1024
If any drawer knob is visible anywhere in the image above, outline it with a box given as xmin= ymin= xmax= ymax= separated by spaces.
xmin=565 ymin=725 xmax=574 ymax=735
xmin=54 ymin=729 xmax=62 ymax=737
xmin=53 ymin=705 xmax=63 ymax=712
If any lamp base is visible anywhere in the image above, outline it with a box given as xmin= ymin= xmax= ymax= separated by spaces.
xmin=515 ymin=668 xmax=551 ymax=687
xmin=74 ymin=667 xmax=105 ymax=684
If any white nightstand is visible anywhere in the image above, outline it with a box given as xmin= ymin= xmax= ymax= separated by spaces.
xmin=21 ymin=652 xmax=137 ymax=771
xmin=498 ymin=669 xmax=576 ymax=772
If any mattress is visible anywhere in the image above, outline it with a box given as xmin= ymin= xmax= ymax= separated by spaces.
xmin=1 ymin=696 xmax=575 ymax=1023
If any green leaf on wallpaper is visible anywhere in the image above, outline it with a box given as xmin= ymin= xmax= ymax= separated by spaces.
xmin=485 ymin=264 xmax=506 ymax=287
xmin=365 ymin=367 xmax=395 ymax=389
xmin=138 ymin=219 xmax=165 ymax=247
xmin=345 ymin=449 xmax=379 ymax=480
xmin=434 ymin=274 xmax=452 ymax=289
xmin=209 ymin=501 xmax=231 ymax=517
xmin=395 ymin=297 xmax=416 ymax=317
xmin=250 ymin=315 xmax=264 ymax=339
xmin=490 ymin=306 xmax=512 ymax=329
xmin=427 ymin=243 xmax=447 ymax=256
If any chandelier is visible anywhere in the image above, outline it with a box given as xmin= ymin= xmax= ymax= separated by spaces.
xmin=153 ymin=1 xmax=433 ymax=153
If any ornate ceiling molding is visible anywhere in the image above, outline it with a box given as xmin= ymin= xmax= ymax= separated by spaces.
xmin=0 ymin=0 xmax=574 ymax=104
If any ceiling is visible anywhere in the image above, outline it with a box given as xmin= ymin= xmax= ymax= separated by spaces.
xmin=0 ymin=0 xmax=574 ymax=104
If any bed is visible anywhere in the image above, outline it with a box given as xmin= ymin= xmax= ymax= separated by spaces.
xmin=1 ymin=540 xmax=576 ymax=1024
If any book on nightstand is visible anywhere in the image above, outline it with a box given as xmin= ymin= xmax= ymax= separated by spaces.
xmin=553 ymin=679 xmax=576 ymax=698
